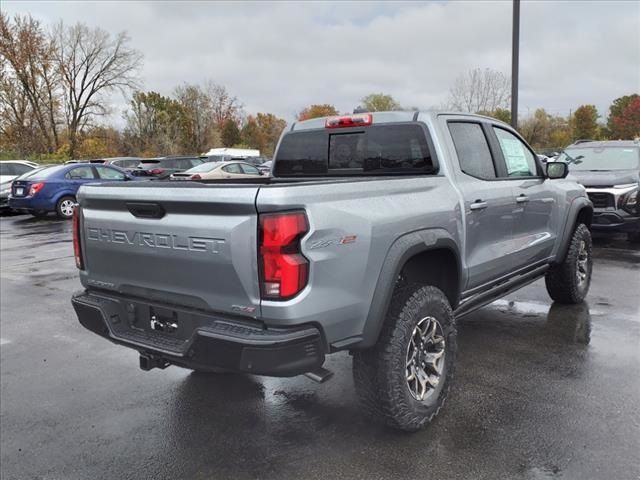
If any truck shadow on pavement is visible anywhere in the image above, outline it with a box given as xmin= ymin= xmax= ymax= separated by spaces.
xmin=164 ymin=301 xmax=595 ymax=479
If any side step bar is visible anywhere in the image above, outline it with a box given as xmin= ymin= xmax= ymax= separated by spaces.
xmin=455 ymin=265 xmax=549 ymax=318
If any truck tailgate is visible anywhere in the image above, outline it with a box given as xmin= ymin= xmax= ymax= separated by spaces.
xmin=77 ymin=183 xmax=261 ymax=318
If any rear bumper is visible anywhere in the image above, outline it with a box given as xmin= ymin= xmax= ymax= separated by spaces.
xmin=591 ymin=209 xmax=640 ymax=233
xmin=8 ymin=195 xmax=52 ymax=211
xmin=71 ymin=290 xmax=325 ymax=377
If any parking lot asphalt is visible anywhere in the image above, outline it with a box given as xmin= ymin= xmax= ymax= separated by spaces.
xmin=1 ymin=213 xmax=639 ymax=480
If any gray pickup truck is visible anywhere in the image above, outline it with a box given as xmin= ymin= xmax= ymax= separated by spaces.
xmin=72 ymin=111 xmax=593 ymax=431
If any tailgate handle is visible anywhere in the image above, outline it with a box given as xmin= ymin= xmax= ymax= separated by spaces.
xmin=126 ymin=202 xmax=165 ymax=219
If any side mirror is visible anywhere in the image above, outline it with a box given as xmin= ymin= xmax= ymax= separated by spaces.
xmin=546 ymin=161 xmax=568 ymax=179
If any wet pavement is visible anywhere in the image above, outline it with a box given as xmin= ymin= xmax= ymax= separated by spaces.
xmin=1 ymin=213 xmax=639 ymax=480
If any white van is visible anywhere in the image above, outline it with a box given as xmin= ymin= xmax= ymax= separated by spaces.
xmin=204 ymin=148 xmax=260 ymax=158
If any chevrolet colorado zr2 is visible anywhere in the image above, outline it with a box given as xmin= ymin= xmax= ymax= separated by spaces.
xmin=71 ymin=111 xmax=593 ymax=431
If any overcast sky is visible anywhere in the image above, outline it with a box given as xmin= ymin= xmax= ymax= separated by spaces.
xmin=4 ymin=0 xmax=640 ymax=125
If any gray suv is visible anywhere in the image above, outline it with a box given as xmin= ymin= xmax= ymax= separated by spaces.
xmin=71 ymin=111 xmax=593 ymax=431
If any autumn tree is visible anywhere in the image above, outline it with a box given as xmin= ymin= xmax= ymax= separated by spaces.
xmin=53 ymin=21 xmax=142 ymax=158
xmin=174 ymin=83 xmax=219 ymax=153
xmin=609 ymin=97 xmax=640 ymax=139
xmin=572 ymin=105 xmax=599 ymax=140
xmin=607 ymin=94 xmax=640 ymax=139
xmin=477 ymin=108 xmax=511 ymax=124
xmin=447 ymin=68 xmax=510 ymax=113
xmin=124 ymin=91 xmax=186 ymax=156
xmin=241 ymin=113 xmax=287 ymax=157
xmin=221 ymin=118 xmax=241 ymax=147
xmin=205 ymin=81 xmax=242 ymax=126
xmin=76 ymin=126 xmax=123 ymax=159
xmin=0 ymin=13 xmax=62 ymax=154
xmin=360 ymin=93 xmax=401 ymax=112
xmin=298 ymin=104 xmax=339 ymax=121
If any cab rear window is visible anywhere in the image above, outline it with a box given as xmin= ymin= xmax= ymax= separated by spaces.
xmin=274 ymin=124 xmax=436 ymax=176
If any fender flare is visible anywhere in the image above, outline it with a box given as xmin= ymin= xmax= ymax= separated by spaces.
xmin=554 ymin=196 xmax=593 ymax=262
xmin=357 ymin=228 xmax=462 ymax=349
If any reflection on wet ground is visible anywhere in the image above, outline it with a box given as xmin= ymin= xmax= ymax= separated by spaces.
xmin=1 ymin=215 xmax=639 ymax=479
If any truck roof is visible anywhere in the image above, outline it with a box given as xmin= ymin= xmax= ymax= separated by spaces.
xmin=290 ymin=110 xmax=510 ymax=131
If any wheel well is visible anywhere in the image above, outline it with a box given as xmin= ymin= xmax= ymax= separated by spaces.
xmin=398 ymin=248 xmax=460 ymax=308
xmin=576 ymin=206 xmax=593 ymax=228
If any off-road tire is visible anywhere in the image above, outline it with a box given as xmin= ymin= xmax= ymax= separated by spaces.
xmin=545 ymin=223 xmax=592 ymax=304
xmin=55 ymin=196 xmax=76 ymax=220
xmin=353 ymin=285 xmax=456 ymax=432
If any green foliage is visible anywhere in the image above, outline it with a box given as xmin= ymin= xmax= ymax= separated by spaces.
xmin=360 ymin=93 xmax=401 ymax=112
xmin=478 ymin=108 xmax=511 ymax=124
xmin=298 ymin=104 xmax=339 ymax=121
xmin=572 ymin=105 xmax=599 ymax=140
xmin=221 ymin=119 xmax=241 ymax=147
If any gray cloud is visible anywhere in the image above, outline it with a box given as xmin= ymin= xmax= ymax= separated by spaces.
xmin=4 ymin=0 xmax=639 ymax=125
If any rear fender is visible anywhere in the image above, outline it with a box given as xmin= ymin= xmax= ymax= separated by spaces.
xmin=357 ymin=228 xmax=462 ymax=349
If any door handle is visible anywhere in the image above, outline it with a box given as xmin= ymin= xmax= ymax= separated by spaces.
xmin=516 ymin=195 xmax=529 ymax=203
xmin=470 ymin=200 xmax=488 ymax=211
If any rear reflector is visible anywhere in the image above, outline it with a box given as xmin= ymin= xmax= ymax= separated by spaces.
xmin=191 ymin=174 xmax=202 ymax=180
xmin=259 ymin=212 xmax=309 ymax=300
xmin=325 ymin=113 xmax=372 ymax=129
xmin=72 ymin=206 xmax=83 ymax=269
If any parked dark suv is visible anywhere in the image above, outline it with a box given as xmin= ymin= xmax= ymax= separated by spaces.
xmin=131 ymin=157 xmax=204 ymax=179
xmin=558 ymin=140 xmax=640 ymax=242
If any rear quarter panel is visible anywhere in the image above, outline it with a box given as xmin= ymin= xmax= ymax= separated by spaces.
xmin=256 ymin=175 xmax=461 ymax=347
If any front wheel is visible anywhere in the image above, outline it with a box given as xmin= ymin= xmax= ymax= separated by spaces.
xmin=55 ymin=196 xmax=76 ymax=220
xmin=545 ymin=223 xmax=593 ymax=304
xmin=353 ymin=285 xmax=457 ymax=432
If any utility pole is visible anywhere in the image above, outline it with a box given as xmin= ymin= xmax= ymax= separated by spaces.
xmin=511 ymin=0 xmax=520 ymax=129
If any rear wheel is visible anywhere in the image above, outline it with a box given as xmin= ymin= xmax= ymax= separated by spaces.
xmin=353 ymin=285 xmax=456 ymax=432
xmin=55 ymin=196 xmax=76 ymax=220
xmin=545 ymin=223 xmax=592 ymax=304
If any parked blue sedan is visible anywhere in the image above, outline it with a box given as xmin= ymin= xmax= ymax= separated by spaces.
xmin=9 ymin=163 xmax=138 ymax=219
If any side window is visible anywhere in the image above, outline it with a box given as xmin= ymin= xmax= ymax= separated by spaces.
xmin=448 ymin=122 xmax=496 ymax=180
xmin=13 ymin=163 xmax=32 ymax=175
xmin=240 ymin=164 xmax=260 ymax=175
xmin=95 ymin=166 xmax=126 ymax=180
xmin=0 ymin=163 xmax=16 ymax=175
xmin=65 ymin=166 xmax=95 ymax=180
xmin=222 ymin=163 xmax=243 ymax=174
xmin=493 ymin=127 xmax=538 ymax=177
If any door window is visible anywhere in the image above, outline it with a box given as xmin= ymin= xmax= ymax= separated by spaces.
xmin=13 ymin=163 xmax=33 ymax=175
xmin=222 ymin=163 xmax=243 ymax=174
xmin=240 ymin=164 xmax=260 ymax=175
xmin=0 ymin=163 xmax=16 ymax=175
xmin=493 ymin=127 xmax=538 ymax=177
xmin=448 ymin=122 xmax=496 ymax=180
xmin=66 ymin=166 xmax=95 ymax=179
xmin=95 ymin=166 xmax=126 ymax=180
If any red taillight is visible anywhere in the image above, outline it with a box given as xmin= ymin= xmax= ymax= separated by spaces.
xmin=72 ymin=206 xmax=83 ymax=269
xmin=191 ymin=174 xmax=202 ymax=180
xmin=259 ymin=212 xmax=309 ymax=300
xmin=325 ymin=113 xmax=372 ymax=129
xmin=29 ymin=182 xmax=45 ymax=196
xmin=150 ymin=168 xmax=164 ymax=175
